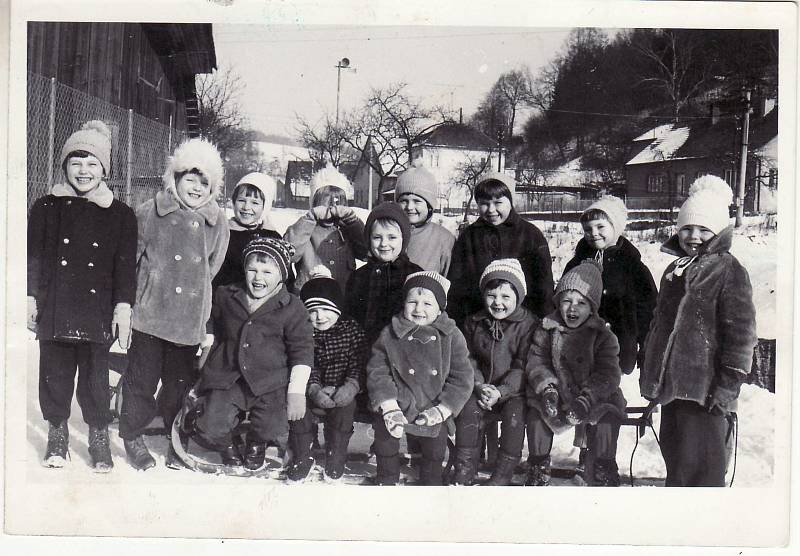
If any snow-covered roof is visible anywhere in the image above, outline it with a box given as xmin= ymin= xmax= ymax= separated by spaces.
xmin=626 ymin=125 xmax=693 ymax=165
xmin=545 ymin=157 xmax=605 ymax=188
xmin=632 ymin=123 xmax=675 ymax=142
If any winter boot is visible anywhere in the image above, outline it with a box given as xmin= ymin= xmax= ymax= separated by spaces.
xmin=243 ymin=438 xmax=267 ymax=471
xmin=375 ymin=455 xmax=401 ymax=485
xmin=418 ymin=459 xmax=444 ymax=486
xmin=123 ymin=436 xmax=156 ymax=471
xmin=285 ymin=432 xmax=315 ymax=483
xmin=219 ymin=443 xmax=244 ymax=467
xmin=43 ymin=421 xmax=69 ymax=468
xmin=524 ymin=455 xmax=551 ymax=487
xmin=165 ymin=431 xmax=190 ymax=470
xmin=88 ymin=425 xmax=113 ymax=473
xmin=451 ymin=446 xmax=480 ymax=486
xmin=484 ymin=452 xmax=519 ymax=486
xmin=593 ymin=458 xmax=621 ymax=487
xmin=575 ymin=447 xmax=588 ymax=478
xmin=323 ymin=429 xmax=353 ymax=483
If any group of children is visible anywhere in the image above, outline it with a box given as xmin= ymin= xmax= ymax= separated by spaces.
xmin=27 ymin=120 xmax=757 ymax=487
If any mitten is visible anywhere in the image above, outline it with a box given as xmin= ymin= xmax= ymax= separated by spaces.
xmin=27 ymin=296 xmax=38 ymax=333
xmin=542 ymin=384 xmax=559 ymax=418
xmin=311 ymin=206 xmax=331 ymax=222
xmin=308 ymin=383 xmax=336 ymax=409
xmin=479 ymin=384 xmax=501 ymax=410
xmin=381 ymin=400 xmax=407 ymax=439
xmin=200 ymin=333 xmax=215 ymax=350
xmin=414 ymin=405 xmax=448 ymax=427
xmin=333 ymin=205 xmax=358 ymax=225
xmin=571 ymin=395 xmax=592 ymax=422
xmin=332 ymin=378 xmax=360 ymax=407
xmin=287 ymin=393 xmax=307 ymax=421
xmin=112 ymin=303 xmax=133 ymax=349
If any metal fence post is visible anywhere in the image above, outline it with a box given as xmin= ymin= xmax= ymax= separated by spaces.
xmin=126 ymin=109 xmax=133 ymax=206
xmin=47 ymin=77 xmax=56 ymax=186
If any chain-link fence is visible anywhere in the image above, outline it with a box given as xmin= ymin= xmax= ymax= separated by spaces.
xmin=27 ymin=72 xmax=186 ymax=211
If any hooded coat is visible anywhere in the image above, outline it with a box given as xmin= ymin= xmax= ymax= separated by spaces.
xmin=639 ymin=226 xmax=757 ymax=412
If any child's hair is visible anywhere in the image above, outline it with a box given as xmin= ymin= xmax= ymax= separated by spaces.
xmin=174 ymin=168 xmax=209 ymax=186
xmin=579 ymin=208 xmax=611 ymax=225
xmin=233 ymin=183 xmax=265 ymax=203
xmin=61 ymin=150 xmax=103 ymax=174
xmin=244 ymin=251 xmax=274 ymax=267
xmin=370 ymin=217 xmax=402 ymax=233
xmin=482 ymin=278 xmax=519 ymax=299
xmin=474 ymin=178 xmax=513 ymax=203
xmin=311 ymin=185 xmax=347 ymax=209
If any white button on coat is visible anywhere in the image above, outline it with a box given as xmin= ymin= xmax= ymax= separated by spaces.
xmin=175 ymin=287 xmax=182 ymax=293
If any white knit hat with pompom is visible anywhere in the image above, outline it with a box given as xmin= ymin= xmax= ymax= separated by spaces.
xmin=309 ymin=162 xmax=354 ymax=204
xmin=677 ymin=175 xmax=734 ymax=235
xmin=60 ymin=120 xmax=112 ymax=175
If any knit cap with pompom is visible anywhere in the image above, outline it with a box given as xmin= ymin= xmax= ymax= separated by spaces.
xmin=60 ymin=120 xmax=113 ymax=175
xmin=394 ymin=159 xmax=439 ymax=210
xmin=163 ymin=138 xmax=225 ymax=202
xmin=309 ymin=162 xmax=354 ymax=206
xmin=555 ymin=259 xmax=604 ymax=313
xmin=300 ymin=264 xmax=343 ymax=315
xmin=582 ymin=195 xmax=628 ymax=237
xmin=676 ymin=175 xmax=734 ymax=235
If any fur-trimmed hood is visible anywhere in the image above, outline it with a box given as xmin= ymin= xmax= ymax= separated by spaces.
xmin=162 ymin=138 xmax=225 ymax=206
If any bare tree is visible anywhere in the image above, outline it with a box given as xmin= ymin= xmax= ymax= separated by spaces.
xmin=294 ymin=112 xmax=357 ymax=167
xmin=495 ymin=68 xmax=534 ymax=136
xmin=449 ymin=152 xmax=494 ymax=224
xmin=196 ymin=66 xmax=253 ymax=158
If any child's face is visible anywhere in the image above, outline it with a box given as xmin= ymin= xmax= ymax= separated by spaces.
xmin=678 ymin=225 xmax=715 ymax=256
xmin=403 ymin=287 xmax=441 ymax=326
xmin=369 ymin=221 xmax=403 ymax=262
xmin=234 ymin=191 xmax=265 ymax=226
xmin=244 ymin=256 xmax=282 ymax=299
xmin=477 ymin=195 xmax=512 ymax=226
xmin=65 ymin=155 xmax=104 ymax=196
xmin=483 ymin=282 xmax=518 ymax=321
xmin=559 ymin=290 xmax=592 ymax=329
xmin=582 ymin=217 xmax=617 ymax=251
xmin=398 ymin=193 xmax=430 ymax=226
xmin=176 ymin=172 xmax=211 ymax=209
xmin=308 ymin=307 xmax=340 ymax=331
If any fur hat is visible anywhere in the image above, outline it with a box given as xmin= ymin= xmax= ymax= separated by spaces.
xmin=300 ymin=265 xmax=343 ymax=316
xmin=583 ymin=195 xmax=628 ymax=236
xmin=479 ymin=258 xmax=527 ymax=299
xmin=234 ymin=172 xmax=276 ymax=209
xmin=403 ymin=271 xmax=451 ymax=310
xmin=60 ymin=120 xmax=112 ymax=175
xmin=677 ymin=175 xmax=734 ymax=235
xmin=364 ymin=202 xmax=412 ymax=252
xmin=309 ymin=162 xmax=354 ymax=205
xmin=242 ymin=237 xmax=296 ymax=282
xmin=163 ymin=138 xmax=225 ymax=202
xmin=394 ymin=159 xmax=439 ymax=210
xmin=555 ymin=259 xmax=603 ymax=312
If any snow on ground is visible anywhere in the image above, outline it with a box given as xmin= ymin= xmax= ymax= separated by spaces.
xmin=24 ymin=208 xmax=777 ymax=486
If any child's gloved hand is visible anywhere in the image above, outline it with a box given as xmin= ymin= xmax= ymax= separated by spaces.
xmin=287 ymin=393 xmax=307 ymax=421
xmin=200 ymin=333 xmax=215 ymax=350
xmin=112 ymin=303 xmax=133 ymax=349
xmin=311 ymin=206 xmax=332 ymax=222
xmin=542 ymin=384 xmax=559 ymax=418
xmin=330 ymin=205 xmax=357 ymax=225
xmin=571 ymin=395 xmax=592 ymax=422
xmin=383 ymin=409 xmax=407 ymax=439
xmin=414 ymin=405 xmax=446 ymax=427
xmin=27 ymin=296 xmax=38 ymax=333
xmin=332 ymin=378 xmax=360 ymax=407
xmin=478 ymin=384 xmax=501 ymax=410
xmin=308 ymin=383 xmax=336 ymax=409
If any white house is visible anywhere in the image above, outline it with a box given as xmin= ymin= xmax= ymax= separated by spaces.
xmin=250 ymin=131 xmax=310 ymax=182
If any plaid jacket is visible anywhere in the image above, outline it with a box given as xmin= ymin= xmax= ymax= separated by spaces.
xmin=309 ymin=316 xmax=369 ymax=389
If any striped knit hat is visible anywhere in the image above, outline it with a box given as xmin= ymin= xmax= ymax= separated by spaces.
xmin=242 ymin=237 xmax=296 ymax=282
xmin=555 ymin=259 xmax=603 ymax=312
xmin=479 ymin=258 xmax=527 ymax=299
xmin=300 ymin=266 xmax=342 ymax=316
xmin=403 ymin=271 xmax=451 ymax=310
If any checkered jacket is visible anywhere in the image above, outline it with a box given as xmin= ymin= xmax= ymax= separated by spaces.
xmin=308 ymin=316 xmax=369 ymax=389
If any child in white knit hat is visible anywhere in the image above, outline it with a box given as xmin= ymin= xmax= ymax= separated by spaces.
xmin=28 ymin=120 xmax=137 ymax=472
xmin=366 ymin=271 xmax=474 ymax=485
xmin=284 ymin=162 xmax=367 ymax=291
xmin=452 ymin=258 xmax=540 ymax=485
xmin=639 ymin=175 xmax=757 ymax=486
xmin=394 ymin=159 xmax=455 ymax=274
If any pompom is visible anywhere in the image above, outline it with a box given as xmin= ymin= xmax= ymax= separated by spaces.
xmin=687 ymin=175 xmax=733 ymax=206
xmin=309 ymin=264 xmax=332 ymax=279
xmin=81 ymin=120 xmax=112 ymax=141
xmin=309 ymin=162 xmax=353 ymax=201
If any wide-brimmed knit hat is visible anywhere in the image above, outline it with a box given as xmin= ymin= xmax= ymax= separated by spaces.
xmin=555 ymin=259 xmax=603 ymax=312
xmin=234 ymin=172 xmax=276 ymax=209
xmin=242 ymin=237 xmax=296 ymax=282
xmin=60 ymin=120 xmax=112 ymax=175
xmin=677 ymin=175 xmax=734 ymax=235
xmin=479 ymin=258 xmax=527 ymax=299
xmin=163 ymin=138 xmax=225 ymax=201
xmin=364 ymin=202 xmax=412 ymax=251
xmin=309 ymin=162 xmax=354 ymax=205
xmin=582 ymin=195 xmax=628 ymax=236
xmin=403 ymin=271 xmax=451 ymax=310
xmin=300 ymin=265 xmax=343 ymax=316
xmin=394 ymin=159 xmax=439 ymax=211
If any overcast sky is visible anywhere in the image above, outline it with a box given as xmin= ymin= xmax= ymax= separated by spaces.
xmin=212 ymin=25 xmax=573 ymax=139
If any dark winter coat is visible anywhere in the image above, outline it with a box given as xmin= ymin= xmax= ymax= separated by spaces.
xmin=344 ymin=253 xmax=423 ymax=344
xmin=463 ymin=305 xmax=539 ymax=401
xmin=367 ymin=313 xmax=474 ymax=429
xmin=447 ymin=209 xmax=554 ymax=327
xmin=212 ymin=221 xmax=281 ymax=289
xmin=202 ymin=284 xmax=315 ymax=396
xmin=526 ymin=311 xmax=626 ymax=433
xmin=564 ymin=236 xmax=657 ymax=374
xmin=309 ymin=316 xmax=369 ymax=389
xmin=639 ymin=226 xmax=757 ymax=412
xmin=131 ymin=191 xmax=230 ymax=346
xmin=27 ymin=184 xmax=137 ymax=344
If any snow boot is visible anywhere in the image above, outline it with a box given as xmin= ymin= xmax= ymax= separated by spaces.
xmin=243 ymin=438 xmax=267 ymax=471
xmin=165 ymin=432 xmax=190 ymax=470
xmin=88 ymin=425 xmax=113 ymax=473
xmin=418 ymin=459 xmax=444 ymax=486
xmin=484 ymin=452 xmax=519 ymax=486
xmin=452 ymin=446 xmax=480 ymax=486
xmin=285 ymin=432 xmax=315 ymax=483
xmin=219 ymin=442 xmax=244 ymax=467
xmin=375 ymin=455 xmax=401 ymax=485
xmin=575 ymin=447 xmax=588 ymax=478
xmin=43 ymin=421 xmax=69 ymax=468
xmin=593 ymin=458 xmax=621 ymax=487
xmin=123 ymin=436 xmax=156 ymax=471
xmin=525 ymin=455 xmax=551 ymax=487
xmin=323 ymin=429 xmax=352 ymax=483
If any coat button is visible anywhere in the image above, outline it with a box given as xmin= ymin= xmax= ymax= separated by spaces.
xmin=66 ymin=200 xmax=72 ymax=205
xmin=89 ymin=289 xmax=96 ymax=294
xmin=329 ymin=260 xmax=335 ymax=265
xmin=61 ymin=260 xmax=67 ymax=266
xmin=603 ymin=289 xmax=607 ymax=294
xmin=175 ymin=255 xmax=182 ymax=261
xmin=408 ymin=336 xmax=413 ymax=341
xmin=88 ymin=262 xmax=94 ymax=267
xmin=430 ymin=335 xmax=437 ymax=341
xmin=192 ymin=221 xmax=199 ymax=228
xmin=243 ymin=343 xmax=250 ymax=348
xmin=171 ymin=219 xmax=177 ymax=226
xmin=409 ymin=368 xmax=415 ymax=375
xmin=175 ymin=287 xmax=182 ymax=293
xmin=63 ymin=238 xmax=69 ymax=244
xmin=431 ymin=369 xmax=438 ymax=376
xmin=92 ymin=242 xmax=98 ymax=248
xmin=194 ymin=256 xmax=201 ymax=263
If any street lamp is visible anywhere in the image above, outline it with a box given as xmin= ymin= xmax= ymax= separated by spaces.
xmin=335 ymin=58 xmax=355 ymax=125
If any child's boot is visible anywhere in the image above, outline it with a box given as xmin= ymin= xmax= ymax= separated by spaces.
xmin=243 ymin=436 xmax=267 ymax=471
xmin=484 ymin=452 xmax=519 ymax=486
xmin=419 ymin=459 xmax=444 ymax=486
xmin=43 ymin=421 xmax=69 ymax=468
xmin=123 ymin=435 xmax=156 ymax=471
xmin=452 ymin=447 xmax=480 ymax=485
xmin=375 ymin=455 xmax=401 ymax=485
xmin=323 ymin=429 xmax=352 ymax=483
xmin=524 ymin=455 xmax=551 ymax=486
xmin=285 ymin=433 xmax=315 ymax=484
xmin=88 ymin=425 xmax=113 ymax=473
xmin=219 ymin=442 xmax=244 ymax=467
xmin=593 ymin=458 xmax=621 ymax=487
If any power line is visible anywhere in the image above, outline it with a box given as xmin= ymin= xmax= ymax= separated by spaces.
xmin=545 ymin=107 xmax=738 ymax=121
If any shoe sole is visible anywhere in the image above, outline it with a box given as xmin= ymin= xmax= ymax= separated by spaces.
xmin=42 ymin=455 xmax=67 ymax=468
xmin=92 ymin=463 xmax=114 ymax=473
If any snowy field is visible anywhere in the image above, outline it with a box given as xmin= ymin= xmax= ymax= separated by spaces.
xmin=23 ymin=208 xmax=777 ymax=487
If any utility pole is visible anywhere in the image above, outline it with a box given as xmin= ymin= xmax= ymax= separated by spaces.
xmin=735 ymin=89 xmax=752 ymax=227
xmin=335 ymin=58 xmax=353 ymax=125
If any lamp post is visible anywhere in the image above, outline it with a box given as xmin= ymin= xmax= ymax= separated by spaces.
xmin=335 ymin=58 xmax=353 ymax=125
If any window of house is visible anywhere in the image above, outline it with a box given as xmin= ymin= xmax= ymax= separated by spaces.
xmin=647 ymin=173 xmax=666 ymax=193
xmin=768 ymin=168 xmax=778 ymax=189
xmin=676 ymin=174 xmax=686 ymax=195
xmin=724 ymin=169 xmax=737 ymax=187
